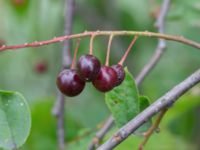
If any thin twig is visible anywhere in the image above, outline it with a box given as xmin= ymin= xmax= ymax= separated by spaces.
xmin=56 ymin=94 xmax=66 ymax=150
xmin=137 ymin=1 xmax=171 ymax=149
xmin=52 ymin=0 xmax=75 ymax=149
xmin=1 ymin=31 xmax=200 ymax=52
xmin=88 ymin=116 xmax=114 ymax=150
xmin=138 ymin=108 xmax=168 ymax=150
xmin=136 ymin=0 xmax=171 ymax=85
xmin=97 ymin=68 xmax=200 ymax=150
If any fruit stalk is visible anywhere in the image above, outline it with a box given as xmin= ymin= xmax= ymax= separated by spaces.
xmin=105 ymin=34 xmax=114 ymax=66
xmin=118 ymin=36 xmax=138 ymax=65
xmin=89 ymin=34 xmax=96 ymax=55
xmin=71 ymin=38 xmax=81 ymax=69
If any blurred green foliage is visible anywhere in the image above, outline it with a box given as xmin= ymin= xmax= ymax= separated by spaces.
xmin=0 ymin=90 xmax=31 ymax=149
xmin=0 ymin=0 xmax=200 ymax=149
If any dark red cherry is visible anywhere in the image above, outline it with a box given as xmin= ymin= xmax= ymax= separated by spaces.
xmin=34 ymin=60 xmax=48 ymax=74
xmin=77 ymin=54 xmax=101 ymax=82
xmin=92 ymin=66 xmax=117 ymax=92
xmin=56 ymin=69 xmax=85 ymax=97
xmin=111 ymin=64 xmax=125 ymax=86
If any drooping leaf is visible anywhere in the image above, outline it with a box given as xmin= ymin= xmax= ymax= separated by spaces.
xmin=105 ymin=67 xmax=139 ymax=127
xmin=0 ymin=90 xmax=31 ymax=149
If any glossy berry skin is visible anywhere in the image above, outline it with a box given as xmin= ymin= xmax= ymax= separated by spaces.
xmin=56 ymin=69 xmax=85 ymax=97
xmin=111 ymin=64 xmax=125 ymax=86
xmin=77 ymin=54 xmax=101 ymax=82
xmin=92 ymin=66 xmax=117 ymax=92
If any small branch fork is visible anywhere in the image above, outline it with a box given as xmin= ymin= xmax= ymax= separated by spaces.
xmin=88 ymin=0 xmax=171 ymax=149
xmin=1 ymin=31 xmax=200 ymax=52
xmin=137 ymin=0 xmax=171 ymax=149
xmin=97 ymin=68 xmax=200 ymax=150
xmin=138 ymin=108 xmax=168 ymax=150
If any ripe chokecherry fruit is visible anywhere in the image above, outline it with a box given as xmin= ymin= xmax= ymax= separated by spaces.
xmin=77 ymin=54 xmax=101 ymax=82
xmin=34 ymin=60 xmax=48 ymax=74
xmin=92 ymin=66 xmax=117 ymax=92
xmin=56 ymin=69 xmax=85 ymax=97
xmin=111 ymin=64 xmax=125 ymax=86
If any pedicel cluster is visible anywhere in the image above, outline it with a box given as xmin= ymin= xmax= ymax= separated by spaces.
xmin=56 ymin=54 xmax=125 ymax=97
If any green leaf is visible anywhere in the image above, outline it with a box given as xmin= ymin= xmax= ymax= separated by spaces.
xmin=136 ymin=96 xmax=152 ymax=133
xmin=105 ymin=67 xmax=139 ymax=127
xmin=0 ymin=90 xmax=31 ymax=149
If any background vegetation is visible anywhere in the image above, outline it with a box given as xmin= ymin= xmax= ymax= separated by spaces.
xmin=0 ymin=0 xmax=200 ymax=149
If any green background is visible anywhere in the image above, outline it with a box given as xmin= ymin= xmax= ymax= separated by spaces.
xmin=0 ymin=0 xmax=200 ymax=149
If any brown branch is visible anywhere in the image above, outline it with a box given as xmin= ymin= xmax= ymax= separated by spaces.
xmin=97 ymin=68 xmax=200 ymax=150
xmin=52 ymin=0 xmax=75 ymax=149
xmin=1 ymin=31 xmax=200 ymax=52
xmin=138 ymin=108 xmax=168 ymax=150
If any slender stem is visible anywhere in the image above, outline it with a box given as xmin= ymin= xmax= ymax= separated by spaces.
xmin=70 ymin=39 xmax=81 ymax=69
xmin=57 ymin=94 xmax=66 ymax=150
xmin=138 ymin=108 xmax=168 ymax=150
xmin=97 ymin=68 xmax=200 ymax=150
xmin=52 ymin=0 xmax=75 ymax=149
xmin=105 ymin=34 xmax=114 ymax=66
xmin=118 ymin=36 xmax=138 ymax=65
xmin=137 ymin=1 xmax=171 ymax=148
xmin=136 ymin=0 xmax=170 ymax=85
xmin=1 ymin=31 xmax=200 ymax=52
xmin=89 ymin=34 xmax=96 ymax=55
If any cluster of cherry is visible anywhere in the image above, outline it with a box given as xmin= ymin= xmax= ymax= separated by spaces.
xmin=56 ymin=54 xmax=125 ymax=97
